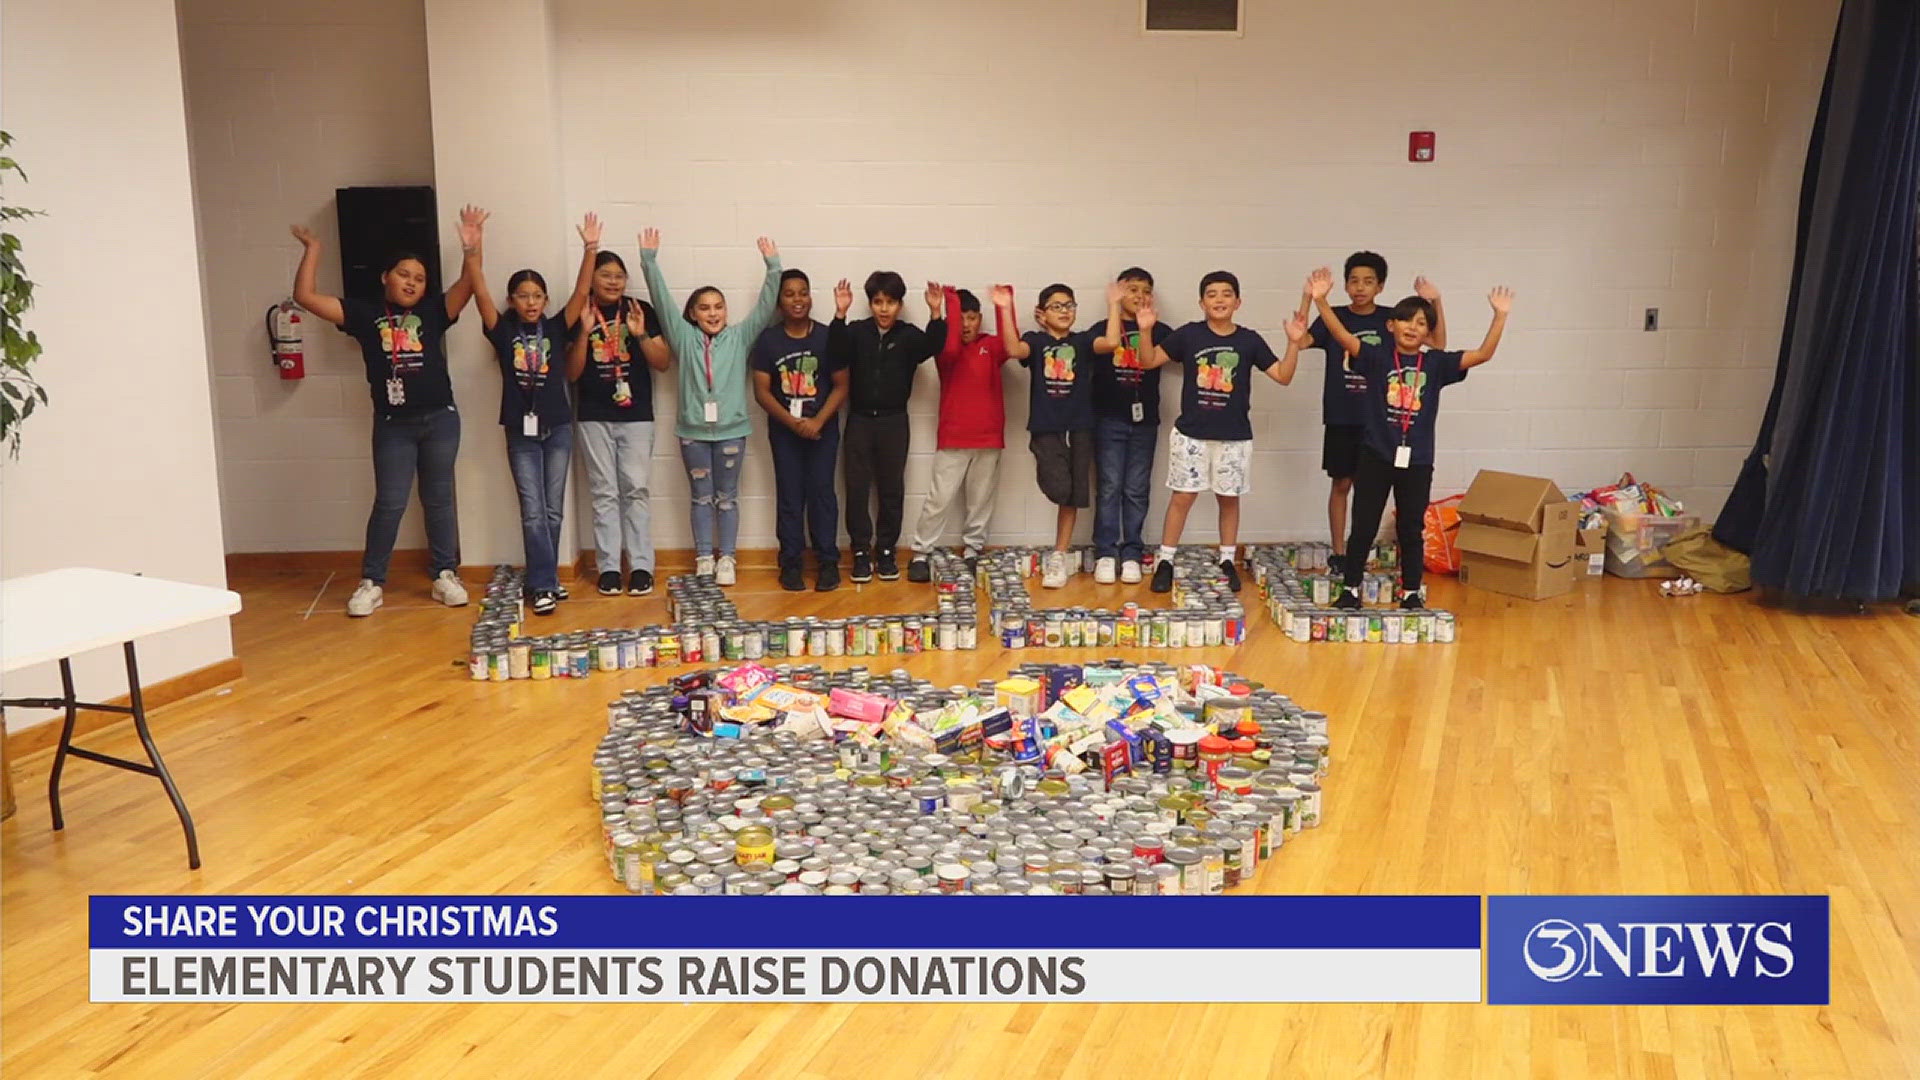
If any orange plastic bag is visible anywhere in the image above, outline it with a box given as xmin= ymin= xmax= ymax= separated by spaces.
xmin=1423 ymin=494 xmax=1465 ymax=575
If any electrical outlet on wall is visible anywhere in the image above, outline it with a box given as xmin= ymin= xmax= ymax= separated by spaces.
xmin=1644 ymin=308 xmax=1659 ymax=331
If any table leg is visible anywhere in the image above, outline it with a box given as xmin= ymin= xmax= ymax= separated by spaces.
xmin=122 ymin=643 xmax=201 ymax=870
xmin=47 ymin=658 xmax=80 ymax=832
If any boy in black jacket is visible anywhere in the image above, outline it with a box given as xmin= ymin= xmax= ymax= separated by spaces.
xmin=831 ymin=271 xmax=946 ymax=582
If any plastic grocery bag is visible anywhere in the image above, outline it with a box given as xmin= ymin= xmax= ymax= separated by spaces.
xmin=1423 ymin=494 xmax=1466 ymax=575
xmin=1661 ymin=527 xmax=1751 ymax=593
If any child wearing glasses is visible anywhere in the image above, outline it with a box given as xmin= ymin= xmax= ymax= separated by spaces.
xmin=994 ymin=283 xmax=1100 ymax=589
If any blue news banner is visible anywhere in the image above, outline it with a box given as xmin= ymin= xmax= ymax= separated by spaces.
xmin=90 ymin=894 xmax=1829 ymax=1005
xmin=91 ymin=896 xmax=1481 ymax=1003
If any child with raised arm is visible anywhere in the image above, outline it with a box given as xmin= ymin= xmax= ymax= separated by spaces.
xmin=1305 ymin=267 xmax=1511 ymax=609
xmin=288 ymin=204 xmax=486 ymax=617
xmin=1134 ymin=271 xmax=1297 ymax=594
xmin=752 ymin=270 xmax=850 ymax=593
xmin=835 ymin=273 xmax=946 ymax=583
xmin=637 ymin=229 xmax=783 ymax=587
xmin=567 ymin=249 xmax=671 ymax=597
xmin=1087 ymin=269 xmax=1171 ymax=585
xmin=906 ymin=286 xmax=1009 ymax=581
xmin=468 ymin=212 xmax=603 ymax=615
xmin=997 ymin=283 xmax=1100 ymax=589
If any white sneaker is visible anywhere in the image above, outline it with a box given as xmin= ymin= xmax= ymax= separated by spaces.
xmin=1120 ymin=560 xmax=1143 ymax=584
xmin=1094 ymin=557 xmax=1117 ymax=584
xmin=715 ymin=555 xmax=737 ymax=586
xmin=431 ymin=570 xmax=469 ymax=607
xmin=346 ymin=579 xmax=383 ymax=617
xmin=695 ymin=555 xmax=716 ymax=578
xmin=1042 ymin=551 xmax=1068 ymax=589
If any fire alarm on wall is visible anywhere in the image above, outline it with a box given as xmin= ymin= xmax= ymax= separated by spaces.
xmin=1409 ymin=131 xmax=1435 ymax=162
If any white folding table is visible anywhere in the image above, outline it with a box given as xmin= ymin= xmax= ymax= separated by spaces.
xmin=1 ymin=568 xmax=242 ymax=869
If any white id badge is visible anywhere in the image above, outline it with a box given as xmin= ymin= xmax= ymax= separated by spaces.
xmin=522 ymin=413 xmax=540 ymax=438
xmin=1130 ymin=402 xmax=1145 ymax=423
xmin=703 ymin=401 xmax=720 ymax=424
xmin=788 ymin=397 xmax=806 ymax=419
xmin=1394 ymin=444 xmax=1412 ymax=469
xmin=386 ymin=377 xmax=406 ymax=406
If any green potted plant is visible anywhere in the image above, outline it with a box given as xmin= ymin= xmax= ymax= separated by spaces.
xmin=1 ymin=130 xmax=49 ymax=460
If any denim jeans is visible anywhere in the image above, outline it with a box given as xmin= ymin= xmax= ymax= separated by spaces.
xmin=363 ymin=406 xmax=461 ymax=584
xmin=768 ymin=420 xmax=841 ymax=569
xmin=1093 ymin=417 xmax=1157 ymax=562
xmin=577 ymin=420 xmax=654 ymax=574
xmin=506 ymin=423 xmax=572 ymax=591
xmin=679 ymin=436 xmax=746 ymax=557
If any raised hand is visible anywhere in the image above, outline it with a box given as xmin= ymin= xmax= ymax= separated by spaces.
xmin=1284 ymin=315 xmax=1310 ymax=345
xmin=1414 ymin=276 xmax=1441 ymax=301
xmin=1488 ymin=286 xmax=1514 ymax=313
xmin=1135 ymin=297 xmax=1158 ymax=330
xmin=833 ymin=278 xmax=853 ymax=318
xmin=290 ymin=224 xmax=319 ymax=248
xmin=1307 ymin=267 xmax=1333 ymax=301
xmin=577 ymin=212 xmax=603 ymax=248
xmin=639 ymin=228 xmax=661 ymax=252
xmin=625 ymin=302 xmax=649 ymax=338
xmin=1107 ymin=281 xmax=1127 ymax=306
xmin=757 ymin=236 xmax=778 ymax=259
xmin=458 ymin=204 xmax=489 ymax=252
xmin=991 ymin=284 xmax=1015 ymax=309
xmin=925 ymin=281 xmax=944 ymax=311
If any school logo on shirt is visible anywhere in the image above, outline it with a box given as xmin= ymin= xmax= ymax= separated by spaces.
xmin=1386 ymin=367 xmax=1428 ymax=413
xmin=1112 ymin=331 xmax=1146 ymax=385
xmin=589 ymin=324 xmax=626 ymax=371
xmin=1042 ymin=342 xmax=1077 ymax=397
xmin=1195 ymin=347 xmax=1240 ymax=396
xmin=779 ymin=353 xmax=820 ymax=399
xmin=377 ymin=313 xmax=425 ymax=372
xmin=512 ymin=335 xmax=550 ymax=376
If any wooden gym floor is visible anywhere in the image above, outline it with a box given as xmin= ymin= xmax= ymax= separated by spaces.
xmin=3 ymin=565 xmax=1917 ymax=1078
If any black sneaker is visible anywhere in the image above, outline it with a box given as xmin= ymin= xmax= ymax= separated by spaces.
xmin=628 ymin=569 xmax=654 ymax=596
xmin=877 ymin=550 xmax=900 ymax=580
xmin=1150 ymin=561 xmax=1175 ymax=594
xmin=1327 ymin=553 xmax=1347 ymax=577
xmin=531 ymin=591 xmax=558 ymax=616
xmin=554 ymin=583 xmax=570 ymax=601
xmin=1399 ymin=587 xmax=1426 ymax=610
xmin=597 ymin=570 xmax=622 ymax=596
xmin=964 ymin=553 xmax=980 ymax=575
xmin=779 ymin=565 xmax=806 ymax=592
xmin=851 ymin=551 xmax=873 ymax=583
xmin=1220 ymin=559 xmax=1242 ymax=593
xmin=907 ymin=556 xmax=931 ymax=583
xmin=816 ymin=563 xmax=840 ymax=592
xmin=1333 ymin=587 xmax=1363 ymax=611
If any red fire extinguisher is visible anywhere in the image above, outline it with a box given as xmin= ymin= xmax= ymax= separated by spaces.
xmin=266 ymin=299 xmax=305 ymax=380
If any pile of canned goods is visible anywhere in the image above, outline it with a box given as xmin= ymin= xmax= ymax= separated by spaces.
xmin=593 ymin=660 xmax=1329 ymax=896
xmin=1246 ymin=548 xmax=1457 ymax=645
xmin=980 ymin=548 xmax=1252 ymax=651
xmin=465 ymin=565 xmax=984 ymax=682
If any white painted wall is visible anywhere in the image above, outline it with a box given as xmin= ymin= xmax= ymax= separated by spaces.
xmin=179 ymin=0 xmax=438 ymax=554
xmin=194 ymin=0 xmax=1838 ymax=558
xmin=1 ymin=0 xmax=234 ymax=730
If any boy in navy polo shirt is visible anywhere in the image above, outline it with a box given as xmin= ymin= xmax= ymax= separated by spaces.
xmin=1293 ymin=253 xmax=1448 ymax=574
xmin=1305 ymin=268 xmax=1512 ymax=609
xmin=1135 ymin=271 xmax=1297 ymax=594
xmin=1087 ymin=268 xmax=1171 ymax=585
xmin=997 ymin=283 xmax=1100 ymax=589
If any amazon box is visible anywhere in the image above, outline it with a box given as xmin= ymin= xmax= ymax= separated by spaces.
xmin=1454 ymin=470 xmax=1577 ymax=600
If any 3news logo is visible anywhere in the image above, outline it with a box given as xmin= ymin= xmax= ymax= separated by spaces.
xmin=1487 ymin=896 xmax=1829 ymax=1005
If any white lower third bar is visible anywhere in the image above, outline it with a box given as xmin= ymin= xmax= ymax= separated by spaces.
xmin=92 ymin=948 xmax=1481 ymax=1003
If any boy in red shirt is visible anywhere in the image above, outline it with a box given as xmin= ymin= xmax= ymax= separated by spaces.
xmin=907 ymin=286 xmax=1011 ymax=579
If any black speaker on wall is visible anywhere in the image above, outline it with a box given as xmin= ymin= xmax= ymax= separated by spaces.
xmin=335 ymin=185 xmax=441 ymax=302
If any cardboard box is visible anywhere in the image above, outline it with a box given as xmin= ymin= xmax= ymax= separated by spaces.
xmin=1454 ymin=470 xmax=1578 ymax=600
xmin=1574 ymin=524 xmax=1607 ymax=579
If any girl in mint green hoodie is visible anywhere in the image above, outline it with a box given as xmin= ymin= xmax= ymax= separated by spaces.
xmin=638 ymin=229 xmax=782 ymax=586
